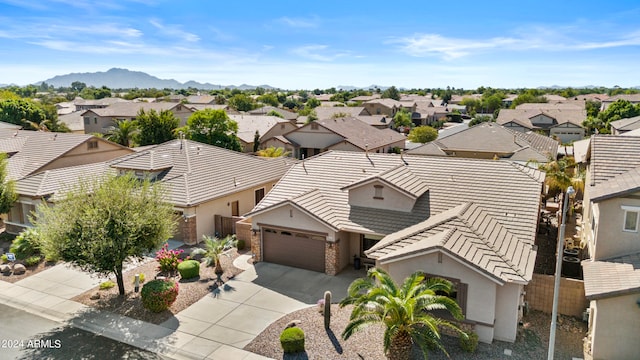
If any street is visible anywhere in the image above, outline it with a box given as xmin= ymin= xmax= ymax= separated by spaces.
xmin=0 ymin=304 xmax=166 ymax=360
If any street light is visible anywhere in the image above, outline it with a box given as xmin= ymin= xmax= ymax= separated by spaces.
xmin=547 ymin=185 xmax=575 ymax=360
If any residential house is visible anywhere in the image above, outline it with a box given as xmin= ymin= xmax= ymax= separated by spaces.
xmin=600 ymin=94 xmax=640 ymax=111
xmin=185 ymin=95 xmax=217 ymax=105
xmin=350 ymin=94 xmax=381 ymax=103
xmin=228 ymin=115 xmax=298 ymax=153
xmin=313 ymin=106 xmax=370 ymax=120
xmin=363 ymin=99 xmax=416 ymax=117
xmin=245 ymin=151 xmax=544 ymax=343
xmin=407 ymin=122 xmax=559 ymax=162
xmin=579 ymin=135 xmax=640 ymax=360
xmin=312 ymin=94 xmax=333 ymax=102
xmin=264 ymin=117 xmax=405 ymax=159
xmin=58 ymin=111 xmax=86 ymax=133
xmin=496 ymin=107 xmax=586 ymax=144
xmin=1 ymin=130 xmax=133 ymax=234
xmin=610 ymin=116 xmax=640 ymax=135
xmin=81 ymin=102 xmax=194 ymax=134
xmin=73 ymin=97 xmax=129 ymax=112
xmin=248 ymin=106 xmax=298 ymax=122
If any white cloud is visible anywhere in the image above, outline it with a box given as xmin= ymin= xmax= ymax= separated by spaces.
xmin=277 ymin=16 xmax=319 ymax=28
xmin=290 ymin=45 xmax=349 ymax=62
xmin=149 ymin=18 xmax=200 ymax=42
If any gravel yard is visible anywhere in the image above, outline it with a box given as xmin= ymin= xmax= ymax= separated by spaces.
xmin=244 ymin=306 xmax=586 ymax=360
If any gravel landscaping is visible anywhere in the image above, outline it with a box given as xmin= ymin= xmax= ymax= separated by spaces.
xmin=244 ymin=306 xmax=587 ymax=360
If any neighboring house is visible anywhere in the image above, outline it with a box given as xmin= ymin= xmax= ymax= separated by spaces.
xmin=81 ymin=102 xmax=194 ymax=134
xmin=355 ymin=115 xmax=393 ymax=129
xmin=407 ymin=122 xmax=559 ymax=162
xmin=185 ymin=95 xmax=217 ymax=104
xmin=73 ymin=97 xmax=129 ymax=112
xmin=245 ymin=151 xmax=544 ymax=343
xmin=610 ymin=115 xmax=640 ymax=135
xmin=363 ymin=99 xmax=416 ymax=117
xmin=1 ymin=130 xmax=133 ymax=234
xmin=501 ymin=94 xmax=518 ymax=108
xmin=314 ymin=106 xmax=370 ymax=120
xmin=270 ymin=117 xmax=405 ymax=159
xmin=58 ymin=111 xmax=86 ymax=133
xmin=350 ymin=94 xmax=381 ymax=102
xmin=542 ymin=94 xmax=568 ymax=103
xmin=496 ymin=108 xmax=586 ymax=144
xmin=228 ymin=115 xmax=298 ymax=153
xmin=600 ymin=94 xmax=640 ymax=111
xmin=312 ymin=94 xmax=333 ymax=102
xmin=248 ymin=106 xmax=298 ymax=121
xmin=579 ymin=135 xmax=640 ymax=360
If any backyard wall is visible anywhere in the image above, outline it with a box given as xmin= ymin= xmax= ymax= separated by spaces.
xmin=525 ymin=274 xmax=588 ymax=318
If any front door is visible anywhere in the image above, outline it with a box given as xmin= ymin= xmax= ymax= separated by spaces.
xmin=231 ymin=201 xmax=239 ymax=217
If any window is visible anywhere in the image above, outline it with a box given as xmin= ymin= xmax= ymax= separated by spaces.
xmin=94 ymin=118 xmax=97 ymax=124
xmin=423 ymin=273 xmax=468 ymax=316
xmin=374 ymin=185 xmax=383 ymax=200
xmin=622 ymin=206 xmax=640 ymax=232
xmin=87 ymin=140 xmax=98 ymax=149
xmin=84 ymin=117 xmax=90 ymax=125
xmin=361 ymin=234 xmax=384 ymax=257
xmin=255 ymin=188 xmax=265 ymax=205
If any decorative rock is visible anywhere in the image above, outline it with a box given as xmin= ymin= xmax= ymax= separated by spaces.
xmin=285 ymin=320 xmax=301 ymax=329
xmin=90 ymin=292 xmax=101 ymax=300
xmin=12 ymin=263 xmax=26 ymax=275
xmin=0 ymin=264 xmax=11 ymax=274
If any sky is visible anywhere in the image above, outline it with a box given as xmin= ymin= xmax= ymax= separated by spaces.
xmin=1 ymin=0 xmax=640 ymax=90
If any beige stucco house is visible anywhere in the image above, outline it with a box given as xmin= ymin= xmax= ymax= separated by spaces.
xmin=497 ymin=106 xmax=586 ymax=144
xmin=363 ymin=98 xmax=416 ymax=117
xmin=228 ymin=115 xmax=298 ymax=153
xmin=1 ymin=130 xmax=134 ymax=234
xmin=579 ymin=135 xmax=640 ymax=360
xmin=245 ymin=151 xmax=544 ymax=343
xmin=81 ymin=102 xmax=194 ymax=134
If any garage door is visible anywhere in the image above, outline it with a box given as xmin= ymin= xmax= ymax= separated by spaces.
xmin=262 ymin=228 xmax=326 ymax=272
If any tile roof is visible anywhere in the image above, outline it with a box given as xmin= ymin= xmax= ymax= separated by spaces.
xmin=496 ymin=108 xmax=586 ymax=128
xmin=582 ymin=253 xmax=640 ymax=299
xmin=314 ymin=106 xmax=368 ymax=120
xmin=405 ymin=142 xmax=447 ymax=156
xmin=355 ymin=115 xmax=391 ymax=127
xmin=588 ymin=135 xmax=640 ymax=186
xmin=0 ymin=129 xmax=97 ymax=180
xmin=603 ymin=94 xmax=640 ymax=103
xmin=341 ymin=165 xmax=429 ymax=200
xmin=590 ymin=166 xmax=640 ymax=202
xmin=185 ymin=95 xmax=217 ymax=104
xmin=82 ymin=102 xmax=187 ymax=117
xmin=58 ymin=111 xmax=85 ymax=132
xmin=364 ymin=98 xmax=404 ymax=108
xmin=367 ymin=202 xmax=536 ymax=283
xmin=228 ymin=115 xmax=291 ymax=143
xmin=249 ymin=151 xmax=544 ymax=244
xmin=15 ymin=162 xmax=113 ymax=200
xmin=108 ymin=139 xmax=293 ymax=206
xmin=610 ymin=115 xmax=640 ymax=132
xmin=248 ymin=106 xmax=298 ymax=120
xmin=311 ymin=117 xmax=406 ymax=150
xmin=0 ymin=122 xmax=22 ymax=130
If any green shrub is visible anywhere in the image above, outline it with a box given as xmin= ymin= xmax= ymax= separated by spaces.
xmin=141 ymin=279 xmax=179 ymax=312
xmin=236 ymin=239 xmax=245 ymax=251
xmin=280 ymin=327 xmax=305 ymax=353
xmin=99 ymin=281 xmax=115 ymax=290
xmin=0 ymin=254 xmax=7 ymax=264
xmin=132 ymin=273 xmax=146 ymax=284
xmin=177 ymin=260 xmax=200 ymax=279
xmin=24 ymin=255 xmax=41 ymax=267
xmin=9 ymin=228 xmax=40 ymax=260
xmin=459 ymin=330 xmax=479 ymax=353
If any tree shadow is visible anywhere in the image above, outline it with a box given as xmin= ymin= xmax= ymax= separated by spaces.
xmin=325 ymin=327 xmax=343 ymax=354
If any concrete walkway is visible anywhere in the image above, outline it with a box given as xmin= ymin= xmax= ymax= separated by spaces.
xmin=0 ymin=258 xmax=364 ymax=359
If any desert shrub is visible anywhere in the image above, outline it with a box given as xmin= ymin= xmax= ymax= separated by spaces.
xmin=0 ymin=254 xmax=7 ymax=264
xmin=155 ymin=243 xmax=183 ymax=273
xmin=9 ymin=228 xmax=40 ymax=260
xmin=24 ymin=255 xmax=41 ymax=267
xmin=459 ymin=330 xmax=479 ymax=353
xmin=99 ymin=281 xmax=116 ymax=290
xmin=141 ymin=279 xmax=179 ymax=312
xmin=177 ymin=259 xmax=200 ymax=279
xmin=280 ymin=327 xmax=305 ymax=353
xmin=236 ymin=239 xmax=245 ymax=251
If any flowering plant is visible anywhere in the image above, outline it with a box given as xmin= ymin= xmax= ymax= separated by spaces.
xmin=155 ymin=243 xmax=184 ymax=273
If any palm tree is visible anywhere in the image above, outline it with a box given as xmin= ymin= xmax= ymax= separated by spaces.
xmin=192 ymin=235 xmax=237 ymax=275
xmin=256 ymin=146 xmax=291 ymax=158
xmin=107 ymin=119 xmax=138 ymax=147
xmin=339 ymin=268 xmax=464 ymax=360
xmin=532 ymin=156 xmax=584 ymax=196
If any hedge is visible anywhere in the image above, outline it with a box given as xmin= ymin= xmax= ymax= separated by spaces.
xmin=177 ymin=259 xmax=200 ymax=279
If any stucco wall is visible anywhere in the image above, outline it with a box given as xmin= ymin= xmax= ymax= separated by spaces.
xmin=285 ymin=127 xmax=344 ymax=150
xmin=494 ymin=283 xmax=522 ymax=342
xmin=39 ymin=140 xmax=132 ymax=172
xmin=383 ymin=251 xmax=499 ymax=343
xmin=348 ymin=181 xmax=415 ymax=212
xmin=550 ymin=125 xmax=584 ymax=144
xmin=589 ymin=294 xmax=640 ymax=360
xmin=250 ymin=203 xmax=334 ymax=236
xmin=591 ymin=193 xmax=640 ymax=259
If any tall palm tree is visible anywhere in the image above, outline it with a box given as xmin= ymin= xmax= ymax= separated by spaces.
xmin=532 ymin=156 xmax=584 ymax=195
xmin=256 ymin=146 xmax=291 ymax=158
xmin=339 ymin=268 xmax=464 ymax=360
xmin=107 ymin=119 xmax=138 ymax=147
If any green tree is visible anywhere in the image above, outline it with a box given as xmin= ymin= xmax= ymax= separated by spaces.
xmin=184 ymin=109 xmax=242 ymax=151
xmin=136 ymin=109 xmax=179 ymax=146
xmin=305 ymin=97 xmax=321 ymax=109
xmin=70 ymin=81 xmax=87 ymax=92
xmin=582 ymin=116 xmax=608 ymax=136
xmin=192 ymin=235 xmax=237 ymax=275
xmin=228 ymin=94 xmax=256 ymax=112
xmin=597 ymin=99 xmax=640 ymax=128
xmin=0 ymin=153 xmax=17 ymax=214
xmin=381 ymin=86 xmax=400 ymax=101
xmin=257 ymin=93 xmax=279 ymax=107
xmin=340 ymin=268 xmax=464 ymax=360
xmin=510 ymin=91 xmax=547 ymax=108
xmin=532 ymin=156 xmax=584 ymax=196
xmin=256 ymin=146 xmax=291 ymax=157
xmin=408 ymin=126 xmax=438 ymax=143
xmin=266 ymin=110 xmax=284 ymax=118
xmin=0 ymin=98 xmax=46 ymax=126
xmin=585 ymin=100 xmax=601 ymax=118
xmin=34 ymin=173 xmax=176 ymax=295
xmin=468 ymin=115 xmax=495 ymax=127
xmin=393 ymin=109 xmax=413 ymax=130
xmin=107 ymin=119 xmax=138 ymax=147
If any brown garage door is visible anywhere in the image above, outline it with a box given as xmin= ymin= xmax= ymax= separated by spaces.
xmin=262 ymin=228 xmax=326 ymax=272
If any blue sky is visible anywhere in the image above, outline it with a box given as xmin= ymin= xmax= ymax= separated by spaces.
xmin=1 ymin=0 xmax=640 ymax=89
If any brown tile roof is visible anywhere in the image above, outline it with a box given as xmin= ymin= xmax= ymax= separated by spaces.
xmin=364 ymin=98 xmax=403 ymax=108
xmin=228 ymin=115 xmax=292 ymax=143
xmin=604 ymin=94 xmax=640 ymax=103
xmin=367 ymin=202 xmax=536 ymax=283
xmin=248 ymin=106 xmax=298 ymax=120
xmin=0 ymin=129 xmax=99 ymax=180
xmin=312 ymin=117 xmax=405 ymax=150
xmin=611 ymin=116 xmax=640 ymax=132
xmin=109 ymin=139 xmax=292 ymax=206
xmin=185 ymin=95 xmax=217 ymax=104
xmin=355 ymin=115 xmax=391 ymax=127
xmin=248 ymin=151 xmax=544 ymax=244
xmin=82 ymin=102 xmax=187 ymax=117
xmin=341 ymin=165 xmax=429 ymax=200
xmin=58 ymin=111 xmax=85 ymax=132
xmin=582 ymin=253 xmax=640 ymax=300
xmin=496 ymin=108 xmax=586 ymax=128
xmin=405 ymin=142 xmax=447 ymax=156
xmin=314 ymin=106 xmax=368 ymax=120
xmin=590 ymin=166 xmax=640 ymax=202
xmin=15 ymin=162 xmax=113 ymax=200
xmin=588 ymin=135 xmax=640 ymax=186
xmin=516 ymin=103 xmax=584 ymax=110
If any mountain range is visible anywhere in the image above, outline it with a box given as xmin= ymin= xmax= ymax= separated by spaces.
xmin=39 ymin=68 xmax=276 ymax=90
